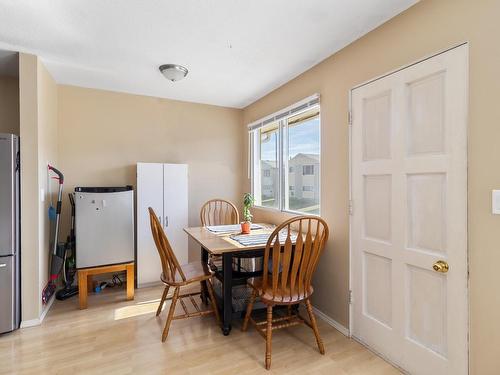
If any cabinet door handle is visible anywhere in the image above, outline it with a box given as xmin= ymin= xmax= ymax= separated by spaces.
xmin=165 ymin=216 xmax=169 ymax=227
xmin=158 ymin=216 xmax=162 ymax=226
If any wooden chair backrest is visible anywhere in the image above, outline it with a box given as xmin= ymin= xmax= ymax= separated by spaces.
xmin=200 ymin=199 xmax=239 ymax=226
xmin=148 ymin=207 xmax=186 ymax=283
xmin=262 ymin=216 xmax=329 ymax=302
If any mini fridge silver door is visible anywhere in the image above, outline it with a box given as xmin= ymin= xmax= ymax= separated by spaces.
xmin=75 ymin=190 xmax=135 ymax=268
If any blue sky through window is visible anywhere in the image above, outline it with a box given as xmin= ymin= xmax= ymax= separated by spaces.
xmin=261 ymin=130 xmax=278 ymax=162
xmin=288 ymin=117 xmax=320 ymax=159
xmin=260 ymin=117 xmax=319 ymax=161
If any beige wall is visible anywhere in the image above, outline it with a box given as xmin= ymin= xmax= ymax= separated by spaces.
xmin=37 ymin=61 xmax=58 ymax=316
xmin=0 ymin=75 xmax=19 ymax=135
xmin=242 ymin=1 xmax=500 ymax=374
xmin=19 ymin=53 xmax=58 ymax=322
xmin=19 ymin=53 xmax=40 ymax=322
xmin=57 ymin=85 xmax=243 ymax=260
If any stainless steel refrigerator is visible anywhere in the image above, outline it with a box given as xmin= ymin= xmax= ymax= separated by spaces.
xmin=0 ymin=134 xmax=20 ymax=334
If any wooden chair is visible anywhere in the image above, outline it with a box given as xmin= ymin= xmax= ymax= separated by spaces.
xmin=242 ymin=216 xmax=330 ymax=370
xmin=199 ymin=198 xmax=240 ymax=301
xmin=148 ymin=207 xmax=221 ymax=342
xmin=200 ymin=198 xmax=239 ymax=226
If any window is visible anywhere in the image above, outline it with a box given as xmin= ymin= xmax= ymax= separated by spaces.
xmin=256 ymin=122 xmax=280 ymax=209
xmin=249 ymin=96 xmax=320 ymax=215
xmin=303 ymin=165 xmax=314 ymax=175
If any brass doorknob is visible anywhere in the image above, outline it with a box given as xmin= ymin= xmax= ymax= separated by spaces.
xmin=432 ymin=260 xmax=449 ymax=273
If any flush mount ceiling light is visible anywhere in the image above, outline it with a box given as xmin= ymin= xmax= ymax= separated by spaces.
xmin=159 ymin=64 xmax=188 ymax=82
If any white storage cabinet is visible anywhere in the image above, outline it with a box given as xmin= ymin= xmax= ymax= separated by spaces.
xmin=137 ymin=163 xmax=188 ymax=287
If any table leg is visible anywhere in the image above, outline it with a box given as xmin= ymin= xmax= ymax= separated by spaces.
xmin=126 ymin=263 xmax=135 ymax=300
xmin=200 ymin=247 xmax=209 ymax=304
xmin=87 ymin=275 xmax=93 ymax=292
xmin=78 ymin=270 xmax=88 ymax=310
xmin=222 ymin=252 xmax=233 ymax=336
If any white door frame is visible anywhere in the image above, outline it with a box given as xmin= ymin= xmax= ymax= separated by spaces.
xmin=348 ymin=42 xmax=469 ymax=373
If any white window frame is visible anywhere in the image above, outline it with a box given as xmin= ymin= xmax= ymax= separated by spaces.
xmin=248 ymin=94 xmax=321 ymax=215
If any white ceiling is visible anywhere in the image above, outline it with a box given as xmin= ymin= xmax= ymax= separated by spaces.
xmin=0 ymin=0 xmax=417 ymax=108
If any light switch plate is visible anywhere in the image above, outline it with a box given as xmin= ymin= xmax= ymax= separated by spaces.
xmin=492 ymin=190 xmax=500 ymax=214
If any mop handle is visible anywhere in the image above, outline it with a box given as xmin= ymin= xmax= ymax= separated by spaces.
xmin=48 ymin=164 xmax=64 ymax=184
xmin=48 ymin=165 xmax=64 ymax=255
xmin=48 ymin=165 xmax=64 ymax=212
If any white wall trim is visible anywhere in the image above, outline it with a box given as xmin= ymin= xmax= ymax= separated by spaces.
xmin=40 ymin=294 xmax=55 ymax=322
xmin=312 ymin=306 xmax=350 ymax=337
xmin=20 ymin=318 xmax=40 ymax=329
xmin=20 ymin=294 xmax=55 ymax=328
xmin=137 ymin=280 xmax=163 ymax=289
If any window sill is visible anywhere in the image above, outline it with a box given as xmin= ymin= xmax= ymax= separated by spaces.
xmin=254 ymin=205 xmax=320 ymax=217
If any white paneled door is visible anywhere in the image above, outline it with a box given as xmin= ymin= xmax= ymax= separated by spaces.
xmin=351 ymin=44 xmax=468 ymax=375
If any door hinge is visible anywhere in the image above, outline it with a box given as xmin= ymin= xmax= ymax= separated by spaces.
xmin=348 ymin=110 xmax=353 ymax=126
xmin=349 ymin=200 xmax=354 ymax=215
xmin=349 ymin=290 xmax=353 ymax=304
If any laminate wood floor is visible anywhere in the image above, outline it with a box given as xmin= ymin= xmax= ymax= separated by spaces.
xmin=0 ymin=285 xmax=400 ymax=374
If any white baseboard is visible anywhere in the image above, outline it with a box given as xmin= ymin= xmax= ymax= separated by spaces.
xmin=40 ymin=294 xmax=55 ymax=322
xmin=137 ymin=280 xmax=163 ymax=289
xmin=20 ymin=294 xmax=55 ymax=329
xmin=312 ymin=306 xmax=350 ymax=337
xmin=20 ymin=318 xmax=40 ymax=329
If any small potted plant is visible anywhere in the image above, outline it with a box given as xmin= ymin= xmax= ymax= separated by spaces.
xmin=241 ymin=193 xmax=255 ymax=234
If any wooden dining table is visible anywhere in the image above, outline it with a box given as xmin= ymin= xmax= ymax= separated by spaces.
xmin=184 ymin=223 xmax=278 ymax=336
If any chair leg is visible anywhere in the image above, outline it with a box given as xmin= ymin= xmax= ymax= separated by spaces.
xmin=206 ymin=279 xmax=221 ymax=326
xmin=242 ymin=289 xmax=257 ymax=332
xmin=200 ymin=280 xmax=208 ymax=305
xmin=265 ymin=305 xmax=273 ymax=370
xmin=305 ymin=298 xmax=325 ymax=354
xmin=156 ymin=286 xmax=170 ymax=316
xmin=162 ymin=287 xmax=179 ymax=342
